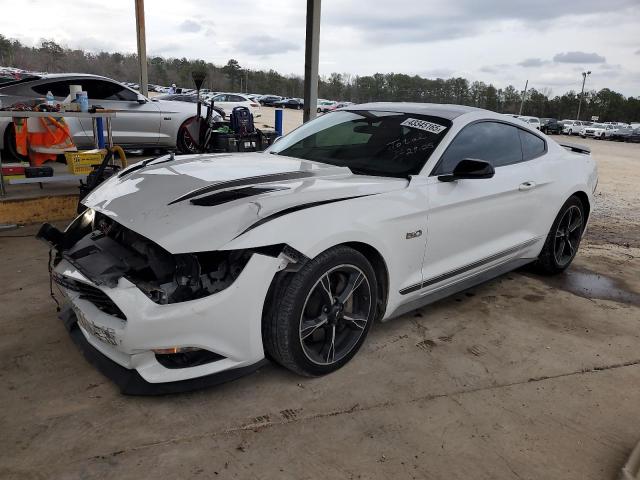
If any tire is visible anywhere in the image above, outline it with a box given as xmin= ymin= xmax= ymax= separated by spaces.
xmin=177 ymin=121 xmax=199 ymax=154
xmin=568 ymin=129 xmax=573 ymax=136
xmin=263 ymin=246 xmax=378 ymax=376
xmin=317 ymin=107 xmax=321 ymax=113
xmin=536 ymin=196 xmax=585 ymax=275
xmin=3 ymin=123 xmax=28 ymax=162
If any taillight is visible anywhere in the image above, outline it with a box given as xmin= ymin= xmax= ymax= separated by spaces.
xmin=250 ymin=103 xmax=260 ymax=107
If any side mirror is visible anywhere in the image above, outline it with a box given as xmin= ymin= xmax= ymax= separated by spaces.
xmin=136 ymin=94 xmax=148 ymax=104
xmin=438 ymin=158 xmax=495 ymax=182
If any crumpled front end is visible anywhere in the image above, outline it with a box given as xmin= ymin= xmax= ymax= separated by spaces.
xmin=38 ymin=209 xmax=291 ymax=394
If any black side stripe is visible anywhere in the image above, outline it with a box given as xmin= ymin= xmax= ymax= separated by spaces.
xmin=399 ymin=237 xmax=540 ymax=295
xmin=168 ymin=171 xmax=316 ymax=205
xmin=236 ymin=194 xmax=374 ymax=238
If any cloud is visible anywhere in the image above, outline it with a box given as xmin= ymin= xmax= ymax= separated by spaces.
xmin=553 ymin=51 xmax=606 ymax=64
xmin=322 ymin=0 xmax=639 ymax=45
xmin=234 ymin=35 xmax=299 ymax=56
xmin=179 ymin=20 xmax=202 ymax=33
xmin=479 ymin=64 xmax=509 ymax=74
xmin=518 ymin=58 xmax=548 ymax=68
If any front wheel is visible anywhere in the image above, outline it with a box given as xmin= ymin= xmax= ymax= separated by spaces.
xmin=263 ymin=246 xmax=378 ymax=376
xmin=536 ymin=196 xmax=585 ymax=275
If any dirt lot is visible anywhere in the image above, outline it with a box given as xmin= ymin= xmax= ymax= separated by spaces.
xmin=1 ymin=135 xmax=639 ymax=479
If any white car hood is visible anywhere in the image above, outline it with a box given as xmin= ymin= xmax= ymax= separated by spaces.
xmin=82 ymin=152 xmax=408 ymax=253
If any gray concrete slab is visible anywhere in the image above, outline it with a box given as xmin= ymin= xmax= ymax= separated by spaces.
xmin=0 ymin=137 xmax=639 ymax=479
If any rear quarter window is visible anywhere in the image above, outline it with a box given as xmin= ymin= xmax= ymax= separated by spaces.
xmin=519 ymin=129 xmax=546 ymax=160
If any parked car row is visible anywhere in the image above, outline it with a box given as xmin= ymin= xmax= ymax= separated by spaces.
xmin=502 ymin=114 xmax=639 ymax=142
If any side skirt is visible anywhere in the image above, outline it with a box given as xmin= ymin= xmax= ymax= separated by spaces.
xmin=385 ymin=257 xmax=533 ymax=320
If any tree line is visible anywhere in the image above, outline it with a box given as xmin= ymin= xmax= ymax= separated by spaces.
xmin=1 ymin=36 xmax=638 ymax=122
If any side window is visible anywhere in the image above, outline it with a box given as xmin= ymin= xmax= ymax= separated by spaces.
xmin=435 ymin=121 xmax=523 ymax=174
xmin=82 ymin=80 xmax=138 ymax=101
xmin=32 ymin=81 xmax=74 ymax=97
xmin=213 ymin=94 xmax=227 ymax=101
xmin=519 ymin=129 xmax=546 ymax=160
xmin=229 ymin=95 xmax=246 ymax=102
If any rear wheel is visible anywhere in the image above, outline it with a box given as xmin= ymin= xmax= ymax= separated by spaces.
xmin=536 ymin=196 xmax=585 ymax=274
xmin=264 ymin=246 xmax=378 ymax=376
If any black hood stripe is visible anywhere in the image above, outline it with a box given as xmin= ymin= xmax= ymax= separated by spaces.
xmin=236 ymin=194 xmax=375 ymax=238
xmin=190 ymin=186 xmax=289 ymax=207
xmin=168 ymin=171 xmax=317 ymax=206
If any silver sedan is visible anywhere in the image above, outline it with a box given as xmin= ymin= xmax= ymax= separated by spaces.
xmin=0 ymin=73 xmax=219 ymax=158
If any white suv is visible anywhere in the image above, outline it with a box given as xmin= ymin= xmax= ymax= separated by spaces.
xmin=580 ymin=123 xmax=616 ymax=139
xmin=518 ymin=116 xmax=541 ymax=130
xmin=562 ymin=120 xmax=586 ymax=136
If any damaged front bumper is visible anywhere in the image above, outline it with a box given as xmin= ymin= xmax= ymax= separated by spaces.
xmin=52 ymin=254 xmax=280 ymax=394
xmin=39 ymin=211 xmax=288 ymax=394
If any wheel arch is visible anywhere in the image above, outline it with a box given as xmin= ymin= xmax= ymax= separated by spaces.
xmin=342 ymin=241 xmax=389 ymax=322
xmin=571 ymin=190 xmax=591 ymax=223
xmin=261 ymin=240 xmax=390 ymax=343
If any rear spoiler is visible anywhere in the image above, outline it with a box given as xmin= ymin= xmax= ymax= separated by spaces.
xmin=558 ymin=141 xmax=591 ymax=155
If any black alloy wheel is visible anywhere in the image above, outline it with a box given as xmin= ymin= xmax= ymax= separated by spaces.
xmin=263 ymin=246 xmax=378 ymax=376
xmin=299 ymin=264 xmax=371 ymax=366
xmin=536 ymin=196 xmax=585 ymax=274
xmin=553 ymin=205 xmax=583 ymax=268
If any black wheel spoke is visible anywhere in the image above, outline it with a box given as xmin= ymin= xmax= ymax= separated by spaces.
xmin=343 ymin=314 xmax=367 ymax=330
xmin=569 ymin=216 xmax=582 ymax=233
xmin=301 ymin=316 xmax=327 ymax=340
xmin=325 ymin=326 xmax=336 ymax=363
xmin=319 ymin=274 xmax=333 ymax=301
xmin=337 ymin=272 xmax=364 ymax=304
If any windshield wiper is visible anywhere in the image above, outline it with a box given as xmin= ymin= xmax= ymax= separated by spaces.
xmin=118 ymin=152 xmax=175 ymax=178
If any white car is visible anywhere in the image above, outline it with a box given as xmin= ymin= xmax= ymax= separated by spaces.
xmin=561 ymin=120 xmax=587 ymax=136
xmin=40 ymin=103 xmax=597 ymax=394
xmin=580 ymin=123 xmax=616 ymax=139
xmin=211 ymin=93 xmax=261 ymax=118
xmin=518 ymin=116 xmax=541 ymax=130
xmin=317 ymin=100 xmax=337 ymax=113
xmin=0 ymin=73 xmax=220 ymax=157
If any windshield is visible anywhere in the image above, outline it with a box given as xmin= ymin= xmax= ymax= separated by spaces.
xmin=267 ymin=110 xmax=452 ymax=177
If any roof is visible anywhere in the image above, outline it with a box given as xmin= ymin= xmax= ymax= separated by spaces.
xmin=42 ymin=73 xmax=107 ymax=79
xmin=345 ymin=102 xmax=485 ymax=120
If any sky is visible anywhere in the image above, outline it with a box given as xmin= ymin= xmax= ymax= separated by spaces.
xmin=2 ymin=0 xmax=639 ymax=96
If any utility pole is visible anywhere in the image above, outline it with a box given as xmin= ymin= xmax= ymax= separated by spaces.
xmin=303 ymin=0 xmax=321 ymax=122
xmin=134 ymin=0 xmax=148 ymax=97
xmin=577 ymin=71 xmax=591 ymax=120
xmin=518 ymin=80 xmax=528 ymax=116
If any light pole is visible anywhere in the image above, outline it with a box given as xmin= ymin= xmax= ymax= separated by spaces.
xmin=576 ymin=71 xmax=591 ymax=120
xmin=518 ymin=79 xmax=529 ymax=116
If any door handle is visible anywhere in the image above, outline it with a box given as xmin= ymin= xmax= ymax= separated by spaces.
xmin=519 ymin=181 xmax=536 ymax=191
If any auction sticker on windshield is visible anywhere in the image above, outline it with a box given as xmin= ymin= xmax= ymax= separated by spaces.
xmin=401 ymin=118 xmax=447 ymax=134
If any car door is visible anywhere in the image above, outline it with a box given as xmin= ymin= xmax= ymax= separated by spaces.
xmin=420 ymin=121 xmax=539 ymax=293
xmin=77 ymin=79 xmax=160 ymax=146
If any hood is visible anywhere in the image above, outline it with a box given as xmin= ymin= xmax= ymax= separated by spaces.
xmin=83 ymin=152 xmax=407 ymax=253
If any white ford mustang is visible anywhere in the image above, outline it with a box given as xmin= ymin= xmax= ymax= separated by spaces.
xmin=39 ymin=103 xmax=598 ymax=394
